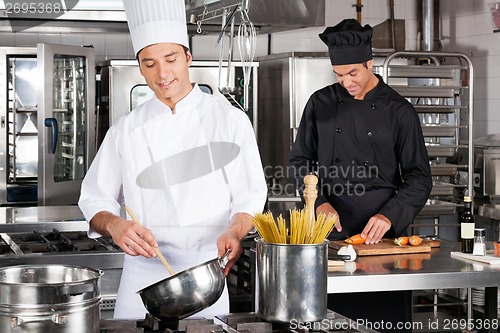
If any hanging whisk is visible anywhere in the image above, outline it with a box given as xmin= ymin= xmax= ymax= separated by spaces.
xmin=237 ymin=0 xmax=256 ymax=112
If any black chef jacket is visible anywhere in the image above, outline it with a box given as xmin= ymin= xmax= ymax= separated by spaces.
xmin=288 ymin=74 xmax=432 ymax=237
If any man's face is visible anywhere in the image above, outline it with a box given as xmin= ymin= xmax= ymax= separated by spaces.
xmin=333 ymin=59 xmax=374 ymax=100
xmin=138 ymin=43 xmax=193 ymax=109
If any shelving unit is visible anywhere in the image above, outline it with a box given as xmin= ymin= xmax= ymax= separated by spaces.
xmin=52 ymin=56 xmax=87 ymax=182
xmin=6 ymin=56 xmax=38 ymax=204
xmin=382 ymin=51 xmax=475 ymax=328
xmin=381 ymin=51 xmax=474 ymax=234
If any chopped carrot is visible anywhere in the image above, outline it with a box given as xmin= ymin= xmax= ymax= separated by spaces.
xmin=409 ymin=235 xmax=423 ymax=246
xmin=345 ymin=233 xmax=367 ymax=245
xmin=394 ymin=236 xmax=409 ymax=246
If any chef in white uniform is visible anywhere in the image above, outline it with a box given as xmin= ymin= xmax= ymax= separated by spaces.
xmin=78 ymin=0 xmax=267 ymax=320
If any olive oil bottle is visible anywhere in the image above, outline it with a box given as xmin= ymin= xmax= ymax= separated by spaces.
xmin=460 ymin=196 xmax=475 ymax=253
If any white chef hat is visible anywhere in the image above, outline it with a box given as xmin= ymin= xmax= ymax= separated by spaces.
xmin=122 ymin=0 xmax=189 ymax=56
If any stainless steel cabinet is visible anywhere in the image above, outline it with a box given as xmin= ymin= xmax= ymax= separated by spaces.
xmin=0 ymin=44 xmax=96 ymax=206
xmin=257 ymin=52 xmax=335 ymax=192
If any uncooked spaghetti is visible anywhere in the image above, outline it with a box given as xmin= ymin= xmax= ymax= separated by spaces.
xmin=252 ymin=209 xmax=338 ymax=244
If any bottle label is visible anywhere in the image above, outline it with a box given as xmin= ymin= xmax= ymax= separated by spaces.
xmin=461 ymin=223 xmax=475 ymax=239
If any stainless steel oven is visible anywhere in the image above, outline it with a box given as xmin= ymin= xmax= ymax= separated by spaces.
xmin=474 ymin=134 xmax=500 ymax=200
xmin=95 ymin=60 xmax=258 ymax=148
xmin=0 ymin=45 xmax=96 ymax=206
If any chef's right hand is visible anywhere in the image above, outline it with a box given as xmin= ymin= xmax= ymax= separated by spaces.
xmin=90 ymin=211 xmax=158 ymax=258
xmin=316 ymin=202 xmax=341 ymax=232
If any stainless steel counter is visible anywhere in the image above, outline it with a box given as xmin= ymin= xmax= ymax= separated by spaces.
xmin=327 ymin=241 xmax=500 ymax=293
xmin=0 ymin=205 xmax=87 ymax=232
xmin=327 ymin=241 xmax=500 ymax=331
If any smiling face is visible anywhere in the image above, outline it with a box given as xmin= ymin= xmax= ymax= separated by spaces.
xmin=333 ymin=59 xmax=379 ymax=100
xmin=138 ymin=42 xmax=193 ymax=110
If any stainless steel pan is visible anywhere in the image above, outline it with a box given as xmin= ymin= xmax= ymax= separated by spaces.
xmin=138 ymin=250 xmax=231 ymax=321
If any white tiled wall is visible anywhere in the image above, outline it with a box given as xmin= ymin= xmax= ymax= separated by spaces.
xmin=441 ymin=0 xmax=500 ymax=138
xmin=0 ymin=0 xmax=498 ymax=136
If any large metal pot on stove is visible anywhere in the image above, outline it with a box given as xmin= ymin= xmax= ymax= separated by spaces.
xmin=256 ymin=238 xmax=328 ymax=323
xmin=0 ymin=264 xmax=102 ymax=333
xmin=139 ymin=250 xmax=231 ymax=321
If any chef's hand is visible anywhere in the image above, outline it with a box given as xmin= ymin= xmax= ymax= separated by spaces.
xmin=216 ymin=229 xmax=243 ymax=276
xmin=216 ymin=212 xmax=254 ymax=276
xmin=316 ymin=202 xmax=341 ymax=232
xmin=361 ymin=213 xmax=392 ymax=244
xmin=90 ymin=211 xmax=157 ymax=258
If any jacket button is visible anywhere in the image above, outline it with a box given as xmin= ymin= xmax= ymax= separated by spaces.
xmin=371 ymin=104 xmax=376 ymax=109
xmin=335 ymin=158 xmax=341 ymax=163
xmin=339 ymin=100 xmax=343 ymax=104
xmin=364 ymin=161 xmax=370 ymax=166
xmin=367 ymin=131 xmax=372 ymax=136
xmin=336 ymin=128 xmax=342 ymax=133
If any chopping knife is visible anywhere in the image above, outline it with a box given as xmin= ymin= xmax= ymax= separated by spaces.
xmin=331 ymin=227 xmax=353 ymax=242
xmin=329 ymin=253 xmax=352 ymax=261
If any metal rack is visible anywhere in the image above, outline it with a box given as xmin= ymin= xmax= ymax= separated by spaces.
xmin=382 ymin=51 xmax=475 ymax=329
xmin=52 ymin=56 xmax=87 ymax=182
xmin=381 ymin=51 xmax=474 ymax=235
xmin=4 ymin=54 xmax=39 ymax=204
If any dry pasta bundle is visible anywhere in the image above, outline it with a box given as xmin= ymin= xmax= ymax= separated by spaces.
xmin=252 ymin=209 xmax=338 ymax=244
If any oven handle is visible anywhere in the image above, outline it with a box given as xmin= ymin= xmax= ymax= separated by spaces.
xmin=44 ymin=117 xmax=58 ymax=154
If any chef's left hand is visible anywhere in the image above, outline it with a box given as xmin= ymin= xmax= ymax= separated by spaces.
xmin=361 ymin=213 xmax=392 ymax=244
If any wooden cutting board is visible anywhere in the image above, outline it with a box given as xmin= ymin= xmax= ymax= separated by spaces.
xmin=329 ymin=238 xmax=440 ymax=256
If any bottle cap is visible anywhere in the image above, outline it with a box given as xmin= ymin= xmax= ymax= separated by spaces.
xmin=474 ymin=228 xmax=486 ymax=236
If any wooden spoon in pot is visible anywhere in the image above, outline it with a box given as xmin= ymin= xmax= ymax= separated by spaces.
xmin=124 ymin=206 xmax=175 ymax=276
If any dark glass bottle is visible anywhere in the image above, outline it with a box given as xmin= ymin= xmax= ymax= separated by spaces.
xmin=460 ymin=196 xmax=475 ymax=253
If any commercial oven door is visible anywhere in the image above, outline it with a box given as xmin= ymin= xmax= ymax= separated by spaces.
xmin=37 ymin=43 xmax=96 ymax=206
xmin=104 ymin=60 xmax=256 ymax=129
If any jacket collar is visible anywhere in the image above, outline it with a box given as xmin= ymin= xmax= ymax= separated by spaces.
xmin=150 ymin=83 xmax=203 ymax=114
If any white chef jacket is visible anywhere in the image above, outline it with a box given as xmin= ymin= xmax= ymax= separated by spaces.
xmin=78 ymin=84 xmax=267 ymax=319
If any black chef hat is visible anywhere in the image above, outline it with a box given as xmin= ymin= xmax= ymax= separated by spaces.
xmin=319 ymin=19 xmax=373 ymax=65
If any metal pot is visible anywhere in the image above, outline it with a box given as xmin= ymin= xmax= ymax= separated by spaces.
xmin=139 ymin=250 xmax=230 ymax=321
xmin=256 ymin=238 xmax=328 ymax=323
xmin=0 ymin=264 xmax=102 ymax=333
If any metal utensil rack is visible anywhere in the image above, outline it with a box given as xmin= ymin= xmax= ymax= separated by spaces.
xmin=382 ymin=51 xmax=475 ymax=329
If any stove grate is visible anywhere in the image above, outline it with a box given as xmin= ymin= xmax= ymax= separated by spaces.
xmin=4 ymin=229 xmax=122 ymax=254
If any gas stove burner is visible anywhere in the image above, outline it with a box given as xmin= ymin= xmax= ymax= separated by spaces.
xmin=2 ymin=229 xmax=122 ymax=254
xmin=100 ymin=315 xmax=223 ymax=333
xmin=0 ymin=241 xmax=13 ymax=255
xmin=139 ymin=313 xmax=223 ymax=332
xmin=100 ymin=311 xmax=369 ymax=333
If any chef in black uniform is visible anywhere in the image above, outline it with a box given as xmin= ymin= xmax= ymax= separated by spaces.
xmin=288 ymin=19 xmax=432 ymax=332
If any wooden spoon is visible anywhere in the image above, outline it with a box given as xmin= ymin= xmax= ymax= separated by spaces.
xmin=124 ymin=206 xmax=175 ymax=276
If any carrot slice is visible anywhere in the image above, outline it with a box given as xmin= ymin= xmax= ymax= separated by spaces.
xmin=409 ymin=235 xmax=423 ymax=246
xmin=345 ymin=233 xmax=367 ymax=245
xmin=394 ymin=236 xmax=409 ymax=246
